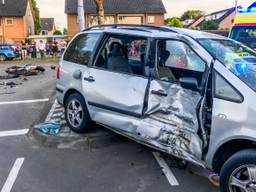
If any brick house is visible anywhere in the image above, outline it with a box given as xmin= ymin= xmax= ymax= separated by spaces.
xmin=0 ymin=0 xmax=35 ymax=44
xmin=40 ymin=18 xmax=56 ymax=35
xmin=205 ymin=7 xmax=236 ymax=30
xmin=65 ymin=0 xmax=166 ymax=38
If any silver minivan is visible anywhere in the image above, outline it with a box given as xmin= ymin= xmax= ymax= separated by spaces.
xmin=57 ymin=25 xmax=256 ymax=192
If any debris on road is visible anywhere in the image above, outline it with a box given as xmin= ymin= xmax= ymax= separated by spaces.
xmin=34 ymin=122 xmax=61 ymax=135
xmin=5 ymin=64 xmax=45 ymax=77
xmin=51 ymin=65 xmax=56 ymax=70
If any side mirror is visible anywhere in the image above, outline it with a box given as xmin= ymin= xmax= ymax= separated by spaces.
xmin=179 ymin=77 xmax=199 ymax=92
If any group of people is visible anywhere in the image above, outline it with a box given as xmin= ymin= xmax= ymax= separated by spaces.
xmin=18 ymin=40 xmax=67 ymax=60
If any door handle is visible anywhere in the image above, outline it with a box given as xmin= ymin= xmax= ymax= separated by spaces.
xmin=151 ymin=90 xmax=168 ymax=97
xmin=84 ymin=76 xmax=95 ymax=82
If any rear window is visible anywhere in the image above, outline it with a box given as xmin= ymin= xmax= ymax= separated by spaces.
xmin=63 ymin=33 xmax=101 ymax=65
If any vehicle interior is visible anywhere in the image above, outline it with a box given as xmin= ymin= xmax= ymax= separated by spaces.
xmin=95 ymin=35 xmax=147 ymax=76
xmin=156 ymin=39 xmax=207 ymax=88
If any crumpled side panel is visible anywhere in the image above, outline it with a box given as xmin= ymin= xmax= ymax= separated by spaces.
xmin=139 ymin=80 xmax=203 ymax=164
xmin=92 ymin=80 xmax=204 ymax=166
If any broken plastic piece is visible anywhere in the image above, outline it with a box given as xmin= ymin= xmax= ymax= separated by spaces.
xmin=34 ymin=122 xmax=61 ymax=135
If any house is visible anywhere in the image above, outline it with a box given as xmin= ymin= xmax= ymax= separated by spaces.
xmin=65 ymin=0 xmax=166 ymax=37
xmin=40 ymin=18 xmax=56 ymax=35
xmin=0 ymin=0 xmax=35 ymax=44
xmin=186 ymin=7 xmax=237 ymax=31
xmin=184 ymin=15 xmax=205 ymax=29
xmin=205 ymin=7 xmax=236 ymax=30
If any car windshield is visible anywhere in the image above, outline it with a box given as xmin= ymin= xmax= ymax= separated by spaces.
xmin=230 ymin=26 xmax=256 ymax=50
xmin=199 ymin=38 xmax=256 ymax=92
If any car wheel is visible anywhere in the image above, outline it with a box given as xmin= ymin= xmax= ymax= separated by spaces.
xmin=0 ymin=54 xmax=6 ymax=61
xmin=64 ymin=93 xmax=92 ymax=133
xmin=220 ymin=149 xmax=256 ymax=192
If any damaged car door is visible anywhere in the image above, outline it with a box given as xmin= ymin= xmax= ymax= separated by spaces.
xmin=141 ymin=39 xmax=208 ymax=165
xmin=83 ymin=34 xmax=150 ymax=132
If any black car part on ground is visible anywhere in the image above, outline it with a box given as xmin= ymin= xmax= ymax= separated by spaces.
xmin=5 ymin=64 xmax=45 ymax=77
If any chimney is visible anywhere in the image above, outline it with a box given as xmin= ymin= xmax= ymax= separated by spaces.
xmin=2 ymin=0 xmax=5 ymax=5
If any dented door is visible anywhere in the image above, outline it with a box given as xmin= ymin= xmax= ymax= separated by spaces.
xmin=139 ymin=80 xmax=204 ymax=165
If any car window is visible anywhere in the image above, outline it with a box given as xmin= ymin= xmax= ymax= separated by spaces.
xmin=63 ymin=33 xmax=101 ymax=65
xmin=159 ymin=40 xmax=206 ymax=72
xmin=94 ymin=35 xmax=147 ymax=76
xmin=215 ymin=73 xmax=242 ymax=102
xmin=199 ymin=39 xmax=256 ymax=93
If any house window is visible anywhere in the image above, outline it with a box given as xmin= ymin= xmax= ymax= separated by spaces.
xmin=118 ymin=15 xmax=144 ymax=24
xmin=88 ymin=15 xmax=115 ymax=27
xmin=5 ymin=18 xmax=13 ymax=25
xmin=42 ymin=30 xmax=48 ymax=35
xmin=148 ymin=16 xmax=155 ymax=24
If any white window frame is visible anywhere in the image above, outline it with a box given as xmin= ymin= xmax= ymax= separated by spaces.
xmin=147 ymin=16 xmax=155 ymax=24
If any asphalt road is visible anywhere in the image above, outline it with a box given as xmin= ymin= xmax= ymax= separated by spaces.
xmin=0 ymin=62 xmax=219 ymax=192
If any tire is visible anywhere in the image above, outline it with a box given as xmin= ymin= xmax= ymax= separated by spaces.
xmin=220 ymin=149 xmax=256 ymax=192
xmin=0 ymin=54 xmax=7 ymax=62
xmin=64 ymin=93 xmax=92 ymax=133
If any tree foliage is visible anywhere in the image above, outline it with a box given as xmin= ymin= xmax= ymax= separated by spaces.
xmin=165 ymin=17 xmax=184 ymax=28
xmin=63 ymin=28 xmax=68 ymax=35
xmin=201 ymin=20 xmax=219 ymax=30
xmin=53 ymin=30 xmax=62 ymax=35
xmin=31 ymin=0 xmax=41 ymax=35
xmin=180 ymin=10 xmax=204 ymax=21
xmin=93 ymin=0 xmax=104 ymax=25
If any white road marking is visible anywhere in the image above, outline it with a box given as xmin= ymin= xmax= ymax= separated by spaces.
xmin=0 ymin=98 xmax=49 ymax=105
xmin=1 ymin=158 xmax=25 ymax=192
xmin=45 ymin=100 xmax=58 ymax=122
xmin=0 ymin=129 xmax=29 ymax=137
xmin=153 ymin=152 xmax=179 ymax=186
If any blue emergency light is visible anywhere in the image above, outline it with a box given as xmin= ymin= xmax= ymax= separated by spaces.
xmin=239 ymin=3 xmax=256 ymax=13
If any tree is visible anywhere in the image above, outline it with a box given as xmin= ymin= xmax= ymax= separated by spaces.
xmin=31 ymin=0 xmax=41 ymax=35
xmin=201 ymin=20 xmax=219 ymax=30
xmin=53 ymin=30 xmax=62 ymax=35
xmin=63 ymin=28 xmax=68 ymax=35
xmin=165 ymin=17 xmax=184 ymax=28
xmin=180 ymin=10 xmax=204 ymax=21
xmin=93 ymin=0 xmax=104 ymax=25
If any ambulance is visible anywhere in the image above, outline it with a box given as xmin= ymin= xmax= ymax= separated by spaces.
xmin=229 ymin=2 xmax=256 ymax=50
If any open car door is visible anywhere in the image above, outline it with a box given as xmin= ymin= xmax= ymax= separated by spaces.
xmin=134 ymin=39 xmax=211 ymax=166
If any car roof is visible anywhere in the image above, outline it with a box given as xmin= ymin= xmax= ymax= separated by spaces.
xmin=82 ymin=24 xmax=228 ymax=40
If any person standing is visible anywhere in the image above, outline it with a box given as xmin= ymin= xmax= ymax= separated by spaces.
xmin=31 ymin=41 xmax=37 ymax=59
xmin=21 ymin=41 xmax=27 ymax=60
xmin=60 ymin=40 xmax=67 ymax=55
xmin=52 ymin=41 xmax=58 ymax=57
xmin=39 ymin=40 xmax=46 ymax=59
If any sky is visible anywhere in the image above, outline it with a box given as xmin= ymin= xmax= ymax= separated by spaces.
xmin=37 ymin=0 xmax=256 ymax=30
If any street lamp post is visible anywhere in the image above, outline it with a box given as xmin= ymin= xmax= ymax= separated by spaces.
xmin=235 ymin=0 xmax=238 ymax=14
xmin=78 ymin=0 xmax=85 ymax=32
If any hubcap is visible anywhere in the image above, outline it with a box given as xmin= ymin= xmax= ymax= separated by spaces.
xmin=67 ymin=99 xmax=83 ymax=128
xmin=229 ymin=165 xmax=256 ymax=192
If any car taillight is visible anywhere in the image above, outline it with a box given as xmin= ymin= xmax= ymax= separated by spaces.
xmin=57 ymin=64 xmax=60 ymax=80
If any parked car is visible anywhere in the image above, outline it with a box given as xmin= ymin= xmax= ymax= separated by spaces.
xmin=57 ymin=24 xmax=256 ymax=192
xmin=0 ymin=44 xmax=19 ymax=61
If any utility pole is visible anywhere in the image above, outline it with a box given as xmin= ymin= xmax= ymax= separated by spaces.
xmin=235 ymin=0 xmax=238 ymax=14
xmin=78 ymin=0 xmax=85 ymax=32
